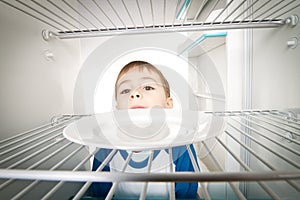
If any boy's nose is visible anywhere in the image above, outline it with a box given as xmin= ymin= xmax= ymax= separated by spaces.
xmin=130 ymin=90 xmax=142 ymax=99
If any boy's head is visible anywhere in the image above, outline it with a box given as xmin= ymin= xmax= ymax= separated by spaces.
xmin=115 ymin=61 xmax=173 ymax=110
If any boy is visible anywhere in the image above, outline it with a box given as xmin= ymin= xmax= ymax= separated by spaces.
xmin=90 ymin=61 xmax=199 ymax=198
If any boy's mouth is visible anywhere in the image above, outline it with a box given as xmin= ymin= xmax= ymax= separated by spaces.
xmin=130 ymin=105 xmax=146 ymax=109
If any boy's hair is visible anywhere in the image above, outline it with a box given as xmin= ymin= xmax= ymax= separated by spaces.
xmin=115 ymin=61 xmax=170 ymax=99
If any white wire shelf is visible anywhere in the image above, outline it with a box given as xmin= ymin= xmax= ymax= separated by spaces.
xmin=0 ymin=0 xmax=299 ymax=39
xmin=0 ymin=110 xmax=299 ymax=200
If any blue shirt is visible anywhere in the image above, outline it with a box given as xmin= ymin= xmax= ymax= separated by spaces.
xmin=89 ymin=145 xmax=199 ymax=199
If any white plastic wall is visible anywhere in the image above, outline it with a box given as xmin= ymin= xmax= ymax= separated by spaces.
xmin=0 ymin=4 xmax=81 ymax=139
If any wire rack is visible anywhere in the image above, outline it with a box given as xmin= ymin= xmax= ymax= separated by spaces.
xmin=0 ymin=110 xmax=299 ymax=200
xmin=0 ymin=0 xmax=299 ymax=39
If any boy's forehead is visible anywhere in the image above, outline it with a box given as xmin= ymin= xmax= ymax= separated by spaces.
xmin=117 ymin=67 xmax=161 ymax=84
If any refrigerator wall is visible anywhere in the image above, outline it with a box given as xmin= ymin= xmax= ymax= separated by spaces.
xmin=0 ymin=0 xmax=299 ymax=199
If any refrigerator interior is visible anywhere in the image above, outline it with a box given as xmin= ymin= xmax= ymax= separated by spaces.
xmin=0 ymin=0 xmax=300 ymax=199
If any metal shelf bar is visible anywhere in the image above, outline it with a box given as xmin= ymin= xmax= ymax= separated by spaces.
xmin=271 ymin=111 xmax=300 ymax=122
xmin=92 ymin=0 xmax=118 ymax=30
xmin=77 ymin=0 xmax=107 ymax=30
xmin=216 ymin=137 xmax=280 ymax=200
xmin=190 ymin=0 xmax=208 ymax=25
xmin=139 ymin=150 xmax=154 ymax=200
xmin=1 ymin=168 xmax=300 ymax=183
xmin=150 ymin=0 xmax=155 ymax=27
xmin=230 ymin=117 xmax=300 ymax=157
xmin=260 ymin=0 xmax=297 ymax=22
xmin=238 ymin=115 xmax=300 ymax=146
xmin=202 ymin=141 xmax=247 ymax=200
xmin=55 ymin=20 xmax=283 ymax=39
xmin=0 ymin=131 xmax=65 ymax=165
xmin=0 ymin=138 xmax=69 ymax=190
xmin=249 ymin=114 xmax=300 ymax=137
xmin=11 ymin=144 xmax=84 ymax=200
xmin=203 ymin=0 xmax=221 ymax=24
xmin=269 ymin=112 xmax=300 ymax=126
xmin=163 ymin=0 xmax=166 ymax=27
xmin=6 ymin=137 xmax=65 ymax=169
xmin=231 ymin=0 xmax=260 ymax=22
xmin=0 ymin=0 xmax=61 ymax=31
xmin=105 ymin=151 xmax=134 ymax=200
xmin=41 ymin=148 xmax=98 ymax=200
xmin=240 ymin=0 xmax=272 ymax=22
xmin=0 ymin=138 xmax=68 ymax=190
xmin=272 ymin=2 xmax=300 ymax=19
xmin=47 ymin=0 xmax=88 ymax=31
xmin=211 ymin=0 xmax=234 ymax=24
xmin=72 ymin=149 xmax=117 ymax=200
xmin=136 ymin=0 xmax=145 ymax=28
xmin=62 ymin=0 xmax=97 ymax=31
xmin=186 ymin=145 xmax=211 ymax=200
xmin=172 ymin=0 xmax=181 ymax=26
xmin=253 ymin=0 xmax=285 ymax=21
xmin=121 ymin=0 xmax=137 ymax=28
xmin=225 ymin=130 xmax=300 ymax=192
xmin=228 ymin=122 xmax=300 ymax=169
xmin=180 ymin=0 xmax=193 ymax=26
xmin=106 ymin=0 xmax=127 ymax=29
xmin=0 ymin=122 xmax=52 ymax=146
xmin=1 ymin=0 xmax=298 ymax=39
xmin=0 ymin=120 xmax=68 ymax=154
xmin=0 ymin=111 xmax=299 ymax=199
xmin=30 ymin=0 xmax=78 ymax=31
xmin=257 ymin=113 xmax=300 ymax=131
xmin=15 ymin=0 xmax=70 ymax=31
xmin=168 ymin=148 xmax=175 ymax=200
xmin=222 ymin=0 xmax=247 ymax=23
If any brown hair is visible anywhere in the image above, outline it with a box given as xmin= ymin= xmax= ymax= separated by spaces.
xmin=115 ymin=61 xmax=170 ymax=99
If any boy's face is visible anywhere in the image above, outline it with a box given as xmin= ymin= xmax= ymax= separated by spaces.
xmin=116 ymin=67 xmax=173 ymax=110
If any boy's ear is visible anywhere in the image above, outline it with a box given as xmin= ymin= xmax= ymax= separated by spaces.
xmin=166 ymin=97 xmax=173 ymax=108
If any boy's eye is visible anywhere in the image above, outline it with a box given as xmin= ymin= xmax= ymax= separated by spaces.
xmin=144 ymin=86 xmax=155 ymax=91
xmin=120 ymin=89 xmax=131 ymax=94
